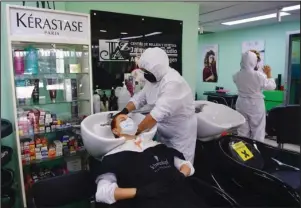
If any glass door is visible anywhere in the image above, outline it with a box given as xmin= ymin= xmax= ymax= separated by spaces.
xmin=285 ymin=32 xmax=300 ymax=105
xmin=289 ymin=35 xmax=300 ymax=104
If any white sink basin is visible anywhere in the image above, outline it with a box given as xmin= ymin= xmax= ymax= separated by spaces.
xmin=81 ymin=111 xmax=157 ymax=158
xmin=195 ymin=100 xmax=245 ymax=141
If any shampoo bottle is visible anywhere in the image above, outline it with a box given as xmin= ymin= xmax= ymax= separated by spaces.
xmin=14 ymin=50 xmax=25 ymax=75
xmin=25 ymin=46 xmax=39 ymax=74
xmin=109 ymin=87 xmax=118 ymax=111
xmin=32 ymin=79 xmax=40 ymax=104
xmin=101 ymin=91 xmax=108 ymax=111
xmin=117 ymin=82 xmax=131 ymax=111
xmin=93 ymin=90 xmax=101 ymax=113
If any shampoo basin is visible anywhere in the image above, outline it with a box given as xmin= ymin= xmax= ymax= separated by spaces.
xmin=81 ymin=111 xmax=157 ymax=158
xmin=195 ymin=101 xmax=245 ymax=141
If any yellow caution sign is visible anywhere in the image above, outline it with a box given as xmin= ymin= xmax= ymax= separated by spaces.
xmin=232 ymin=141 xmax=254 ymax=161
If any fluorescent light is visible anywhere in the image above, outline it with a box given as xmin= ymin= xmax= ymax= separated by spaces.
xmin=282 ymin=5 xmax=300 ymax=12
xmin=144 ymin=32 xmax=162 ymax=37
xmin=99 ymin=30 xmax=107 ymax=32
xmin=121 ymin=32 xmax=128 ymax=35
xmin=222 ymin=12 xmax=290 ymax=26
xmin=121 ymin=35 xmax=143 ymax=40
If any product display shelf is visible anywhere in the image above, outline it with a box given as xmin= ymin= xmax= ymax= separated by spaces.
xmin=7 ymin=5 xmax=92 ymax=207
xmin=22 ymin=148 xmax=86 ymax=166
xmin=19 ymin=126 xmax=74 ymax=140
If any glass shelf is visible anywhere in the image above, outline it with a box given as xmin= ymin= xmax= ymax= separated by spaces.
xmin=15 ymin=73 xmax=89 ymax=80
xmin=17 ymin=99 xmax=90 ymax=108
xmin=22 ymin=149 xmax=86 ymax=166
xmin=11 ymin=41 xmax=92 ymax=187
xmin=19 ymin=126 xmax=74 ymax=140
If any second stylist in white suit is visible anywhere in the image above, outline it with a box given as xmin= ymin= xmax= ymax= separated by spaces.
xmin=233 ymin=51 xmax=276 ymax=142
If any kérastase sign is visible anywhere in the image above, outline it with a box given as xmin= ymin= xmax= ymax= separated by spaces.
xmin=9 ymin=6 xmax=89 ymax=40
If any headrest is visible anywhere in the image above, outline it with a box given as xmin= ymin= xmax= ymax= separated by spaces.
xmin=228 ymin=139 xmax=264 ymax=170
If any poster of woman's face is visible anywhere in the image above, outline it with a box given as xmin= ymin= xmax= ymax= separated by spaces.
xmin=202 ymin=44 xmax=218 ymax=83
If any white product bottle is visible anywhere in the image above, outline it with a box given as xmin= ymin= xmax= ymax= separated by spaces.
xmin=117 ymin=82 xmax=131 ymax=111
xmin=93 ymin=91 xmax=101 ymax=113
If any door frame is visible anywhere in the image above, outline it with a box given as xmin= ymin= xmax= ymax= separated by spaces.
xmin=283 ymin=30 xmax=300 ymax=105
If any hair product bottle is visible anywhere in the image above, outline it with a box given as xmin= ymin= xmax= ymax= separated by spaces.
xmin=25 ymin=46 xmax=39 ymax=74
xmin=117 ymin=82 xmax=131 ymax=111
xmin=32 ymin=79 xmax=39 ymax=104
xmin=14 ymin=50 xmax=25 ymax=75
xmin=71 ymin=79 xmax=78 ymax=100
xmin=71 ymin=101 xmax=79 ymax=118
xmin=101 ymin=91 xmax=108 ymax=111
xmin=109 ymin=87 xmax=118 ymax=111
xmin=93 ymin=90 xmax=101 ymax=113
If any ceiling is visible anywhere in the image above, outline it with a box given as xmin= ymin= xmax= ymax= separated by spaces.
xmin=199 ymin=2 xmax=300 ymax=33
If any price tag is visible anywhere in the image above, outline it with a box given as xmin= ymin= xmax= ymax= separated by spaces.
xmin=231 ymin=141 xmax=254 ymax=161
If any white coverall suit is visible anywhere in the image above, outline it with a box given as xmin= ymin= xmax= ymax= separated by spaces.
xmin=233 ymin=51 xmax=276 ymax=142
xmin=130 ymin=47 xmax=197 ymax=163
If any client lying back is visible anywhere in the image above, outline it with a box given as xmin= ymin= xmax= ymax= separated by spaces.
xmin=90 ymin=114 xmax=208 ymax=208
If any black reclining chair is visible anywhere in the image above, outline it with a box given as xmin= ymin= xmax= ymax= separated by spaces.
xmin=32 ymin=170 xmax=96 ymax=208
xmin=216 ymin=136 xmax=300 ymax=207
xmin=266 ymin=105 xmax=300 ymax=148
xmin=89 ymin=156 xmax=239 ymax=208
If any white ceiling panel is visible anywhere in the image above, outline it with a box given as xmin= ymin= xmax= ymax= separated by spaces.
xmin=198 ymin=2 xmax=300 ymax=32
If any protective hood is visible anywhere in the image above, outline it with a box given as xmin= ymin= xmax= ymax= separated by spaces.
xmin=240 ymin=51 xmax=258 ymax=71
xmin=138 ymin=47 xmax=171 ymax=82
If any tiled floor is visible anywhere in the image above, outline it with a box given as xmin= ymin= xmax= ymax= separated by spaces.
xmin=263 ymin=138 xmax=300 ymax=153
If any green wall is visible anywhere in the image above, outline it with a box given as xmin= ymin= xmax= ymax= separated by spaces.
xmin=1 ymin=2 xmax=198 ymax=207
xmin=197 ymin=21 xmax=300 ymax=100
xmin=65 ymin=2 xmax=199 ymax=92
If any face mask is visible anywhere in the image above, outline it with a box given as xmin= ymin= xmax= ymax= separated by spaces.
xmin=144 ymin=72 xmax=157 ymax=83
xmin=119 ymin=118 xmax=138 ymax=135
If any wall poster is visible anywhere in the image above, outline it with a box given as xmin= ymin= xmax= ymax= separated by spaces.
xmin=242 ymin=40 xmax=265 ymax=69
xmin=201 ymin=44 xmax=218 ymax=83
xmin=90 ymin=10 xmax=183 ymax=90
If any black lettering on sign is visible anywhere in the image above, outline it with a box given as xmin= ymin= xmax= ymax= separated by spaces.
xmin=241 ymin=150 xmax=250 ymax=159
xmin=15 ymin=11 xmax=85 ymax=36
xmin=17 ymin=12 xmax=27 ymax=27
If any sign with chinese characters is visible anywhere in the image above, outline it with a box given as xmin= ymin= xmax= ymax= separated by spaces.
xmin=9 ymin=6 xmax=89 ymax=40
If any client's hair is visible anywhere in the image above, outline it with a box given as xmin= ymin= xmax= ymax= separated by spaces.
xmin=110 ymin=114 xmax=124 ymax=138
xmin=110 ymin=116 xmax=118 ymax=130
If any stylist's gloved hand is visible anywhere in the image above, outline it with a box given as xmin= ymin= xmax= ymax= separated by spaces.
xmin=136 ymin=180 xmax=170 ymax=199
xmin=113 ymin=108 xmax=129 ymax=119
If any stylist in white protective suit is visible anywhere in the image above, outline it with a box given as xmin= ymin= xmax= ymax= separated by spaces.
xmin=233 ymin=51 xmax=276 ymax=142
xmin=115 ymin=47 xmax=197 ymax=163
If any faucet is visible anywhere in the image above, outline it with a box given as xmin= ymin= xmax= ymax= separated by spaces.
xmin=100 ymin=113 xmax=114 ymax=126
xmin=108 ymin=113 xmax=114 ymax=119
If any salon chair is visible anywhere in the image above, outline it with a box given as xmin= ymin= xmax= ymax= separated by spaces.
xmin=89 ymin=156 xmax=239 ymax=208
xmin=266 ymin=105 xmax=300 ymax=148
xmin=1 ymin=119 xmax=15 ymax=208
xmin=31 ymin=170 xmax=96 ymax=208
xmin=215 ymin=136 xmax=300 ymax=207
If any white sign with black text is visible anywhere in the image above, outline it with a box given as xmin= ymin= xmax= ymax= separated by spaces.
xmin=99 ymin=39 xmax=178 ymax=63
xmin=9 ymin=6 xmax=89 ymax=40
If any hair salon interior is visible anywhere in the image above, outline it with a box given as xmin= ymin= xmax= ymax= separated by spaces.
xmin=1 ymin=1 xmax=300 ymax=208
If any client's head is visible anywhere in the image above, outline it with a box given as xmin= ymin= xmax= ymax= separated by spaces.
xmin=111 ymin=114 xmax=138 ymax=138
